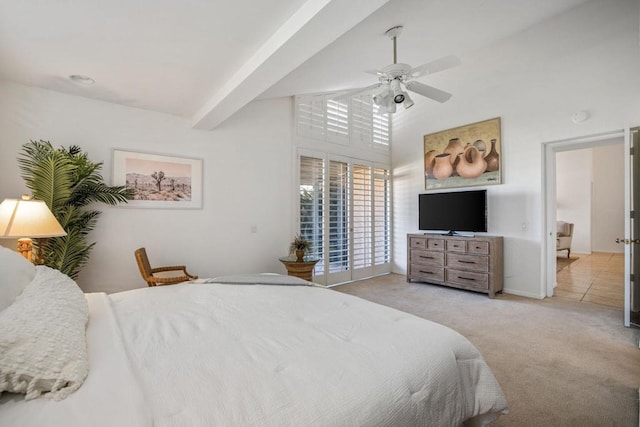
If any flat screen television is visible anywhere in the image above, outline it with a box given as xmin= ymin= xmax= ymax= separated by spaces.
xmin=419 ymin=190 xmax=487 ymax=234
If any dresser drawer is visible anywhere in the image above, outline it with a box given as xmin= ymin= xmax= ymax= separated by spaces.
xmin=427 ymin=238 xmax=445 ymax=251
xmin=446 ymin=253 xmax=489 ymax=272
xmin=468 ymin=241 xmax=490 ymax=255
xmin=446 ymin=239 xmax=467 ymax=252
xmin=410 ymin=264 xmax=445 ymax=283
xmin=409 ymin=237 xmax=427 ymax=250
xmin=445 ymin=269 xmax=489 ymax=290
xmin=410 ymin=250 xmax=444 ymax=266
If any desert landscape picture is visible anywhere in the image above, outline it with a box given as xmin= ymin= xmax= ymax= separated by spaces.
xmin=125 ymin=158 xmax=192 ymax=202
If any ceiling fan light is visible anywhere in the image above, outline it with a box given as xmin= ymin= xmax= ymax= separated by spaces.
xmin=403 ymin=93 xmax=414 ymax=109
xmin=385 ymin=98 xmax=397 ymax=113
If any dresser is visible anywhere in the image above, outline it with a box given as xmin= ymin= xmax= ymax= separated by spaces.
xmin=407 ymin=233 xmax=504 ymax=298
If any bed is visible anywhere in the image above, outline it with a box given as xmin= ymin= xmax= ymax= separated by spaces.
xmin=0 ymin=248 xmax=508 ymax=426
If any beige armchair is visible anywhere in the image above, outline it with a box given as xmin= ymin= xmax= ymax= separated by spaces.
xmin=556 ymin=221 xmax=574 ymax=258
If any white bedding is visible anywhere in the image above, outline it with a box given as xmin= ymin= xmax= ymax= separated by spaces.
xmin=110 ymin=281 xmax=508 ymax=426
xmin=1 ymin=276 xmax=508 ymax=426
xmin=0 ymin=293 xmax=152 ymax=426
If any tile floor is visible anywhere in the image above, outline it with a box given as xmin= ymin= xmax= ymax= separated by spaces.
xmin=554 ymin=252 xmax=625 ymax=308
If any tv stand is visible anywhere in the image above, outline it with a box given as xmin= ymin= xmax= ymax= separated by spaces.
xmin=407 ymin=233 xmax=503 ymax=298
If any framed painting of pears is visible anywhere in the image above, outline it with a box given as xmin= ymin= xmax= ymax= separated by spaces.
xmin=424 ymin=117 xmax=502 ymax=190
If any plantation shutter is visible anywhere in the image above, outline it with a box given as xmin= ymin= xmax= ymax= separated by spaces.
xmin=372 ymin=104 xmax=390 ymax=147
xmin=352 ymin=165 xmax=372 ymax=269
xmin=374 ymin=168 xmax=391 ymax=265
xmin=299 ymin=156 xmax=324 ymax=273
xmin=326 ymin=99 xmax=349 ymax=143
xmin=351 ymin=95 xmax=374 ymax=145
xmin=297 ymin=96 xmax=325 ymax=139
xmin=328 ymin=160 xmax=350 ymax=274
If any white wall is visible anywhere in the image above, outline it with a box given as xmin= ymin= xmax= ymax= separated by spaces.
xmin=391 ymin=0 xmax=640 ymax=298
xmin=556 ymin=149 xmax=592 ymax=254
xmin=592 ymin=143 xmax=625 ymax=252
xmin=0 ymin=81 xmax=296 ymax=293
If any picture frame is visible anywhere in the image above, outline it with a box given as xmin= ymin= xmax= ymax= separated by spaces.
xmin=112 ymin=149 xmax=203 ymax=209
xmin=424 ymin=117 xmax=502 ymax=190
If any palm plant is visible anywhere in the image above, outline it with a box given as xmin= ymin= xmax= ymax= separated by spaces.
xmin=17 ymin=140 xmax=133 ymax=279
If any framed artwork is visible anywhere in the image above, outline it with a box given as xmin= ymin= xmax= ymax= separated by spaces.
xmin=424 ymin=117 xmax=501 ymax=190
xmin=112 ymin=149 xmax=203 ymax=209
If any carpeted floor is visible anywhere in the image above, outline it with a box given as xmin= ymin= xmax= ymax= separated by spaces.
xmin=334 ymin=273 xmax=640 ymax=427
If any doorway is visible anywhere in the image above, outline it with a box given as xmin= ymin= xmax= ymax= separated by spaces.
xmin=542 ymin=129 xmax=635 ymax=326
xmin=553 ymin=143 xmax=625 ymax=308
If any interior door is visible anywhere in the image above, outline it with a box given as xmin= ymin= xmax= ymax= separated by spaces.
xmin=625 ymin=127 xmax=639 ymax=327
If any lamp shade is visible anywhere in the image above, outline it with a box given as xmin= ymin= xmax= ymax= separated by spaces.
xmin=0 ymin=198 xmax=67 ymax=238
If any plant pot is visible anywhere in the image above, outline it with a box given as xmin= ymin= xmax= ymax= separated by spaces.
xmin=295 ymin=249 xmax=305 ymax=261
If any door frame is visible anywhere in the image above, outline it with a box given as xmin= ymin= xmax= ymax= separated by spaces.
xmin=541 ymin=129 xmax=625 ymax=299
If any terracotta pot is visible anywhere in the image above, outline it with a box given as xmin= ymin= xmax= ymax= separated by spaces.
xmin=295 ymin=249 xmax=305 ymax=261
xmin=484 ymin=139 xmax=500 ymax=172
xmin=456 ymin=146 xmax=487 ymax=179
xmin=443 ymin=138 xmax=464 ymax=165
xmin=432 ymin=153 xmax=453 ymax=180
xmin=472 ymin=139 xmax=486 ymax=152
xmin=424 ymin=150 xmax=438 ymax=177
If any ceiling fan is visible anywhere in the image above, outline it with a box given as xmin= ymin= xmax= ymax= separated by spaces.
xmin=333 ymin=26 xmax=460 ymax=114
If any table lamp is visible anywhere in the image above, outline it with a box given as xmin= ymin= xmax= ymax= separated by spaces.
xmin=0 ymin=195 xmax=67 ymax=262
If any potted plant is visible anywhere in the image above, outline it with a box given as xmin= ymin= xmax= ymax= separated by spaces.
xmin=17 ymin=140 xmax=133 ymax=279
xmin=289 ymin=233 xmax=310 ymax=261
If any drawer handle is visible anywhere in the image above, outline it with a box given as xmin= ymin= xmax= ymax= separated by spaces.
xmin=458 ymin=276 xmax=476 ymax=281
xmin=475 ymin=246 xmax=482 ymax=249
xmin=419 ymin=270 xmax=434 ymax=274
xmin=459 ymin=260 xmax=476 ymax=264
xmin=419 ymin=255 xmax=434 ymax=259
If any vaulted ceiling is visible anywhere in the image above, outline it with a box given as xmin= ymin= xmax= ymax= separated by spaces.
xmin=0 ymin=0 xmax=591 ymax=129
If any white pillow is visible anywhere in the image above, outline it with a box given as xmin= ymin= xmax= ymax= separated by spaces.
xmin=0 ymin=245 xmax=36 ymax=312
xmin=0 ymin=265 xmax=89 ymax=400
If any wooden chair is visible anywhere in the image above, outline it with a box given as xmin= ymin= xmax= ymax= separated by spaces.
xmin=134 ymin=247 xmax=198 ymax=287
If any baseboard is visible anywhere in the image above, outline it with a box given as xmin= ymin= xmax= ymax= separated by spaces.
xmin=502 ymin=288 xmax=545 ymax=299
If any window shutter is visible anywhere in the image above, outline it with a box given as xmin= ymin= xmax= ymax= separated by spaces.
xmin=328 ymin=160 xmax=350 ymax=274
xmin=352 ymin=165 xmax=372 ymax=269
xmin=326 ymin=98 xmax=349 ymax=143
xmin=351 ymin=95 xmax=373 ymax=145
xmin=373 ymin=168 xmax=391 ymax=265
xmin=297 ymin=96 xmax=325 ymax=139
xmin=372 ymin=104 xmax=390 ymax=147
xmin=299 ymin=156 xmax=324 ymax=272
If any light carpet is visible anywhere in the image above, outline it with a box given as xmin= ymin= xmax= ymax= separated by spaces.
xmin=334 ymin=273 xmax=640 ymax=427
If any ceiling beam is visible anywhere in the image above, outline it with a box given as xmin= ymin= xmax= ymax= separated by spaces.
xmin=191 ymin=0 xmax=389 ymax=130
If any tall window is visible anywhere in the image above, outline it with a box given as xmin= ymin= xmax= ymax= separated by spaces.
xmin=296 ymin=92 xmax=391 ymax=286
xmin=299 ymin=156 xmax=391 ymax=285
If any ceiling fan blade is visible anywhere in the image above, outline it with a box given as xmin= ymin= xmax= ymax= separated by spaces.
xmin=405 ymin=81 xmax=453 ymax=103
xmin=409 ymin=55 xmax=461 ymax=78
xmin=364 ymin=69 xmax=384 ymax=76
xmin=330 ymin=83 xmax=382 ymax=101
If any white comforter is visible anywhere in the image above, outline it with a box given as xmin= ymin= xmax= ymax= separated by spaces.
xmin=111 ymin=280 xmax=508 ymax=426
xmin=1 ymin=278 xmax=508 ymax=426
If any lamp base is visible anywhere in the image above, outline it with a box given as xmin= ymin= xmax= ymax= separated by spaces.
xmin=17 ymin=238 xmax=33 ymax=262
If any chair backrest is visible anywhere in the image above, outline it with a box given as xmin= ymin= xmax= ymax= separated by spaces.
xmin=556 ymin=221 xmax=573 ymax=237
xmin=134 ymin=247 xmax=154 ymax=286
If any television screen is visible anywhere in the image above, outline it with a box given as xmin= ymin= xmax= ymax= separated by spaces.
xmin=419 ymin=190 xmax=487 ymax=233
